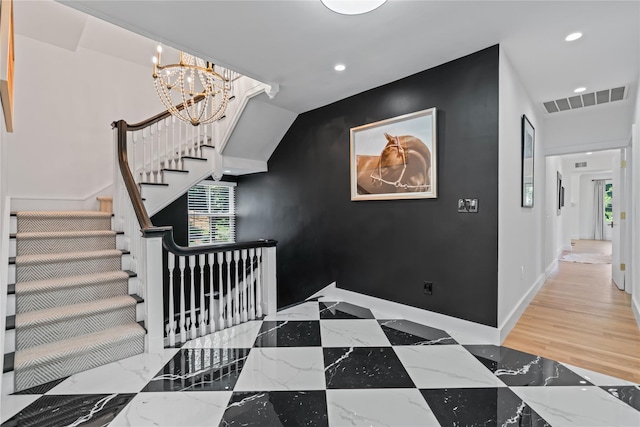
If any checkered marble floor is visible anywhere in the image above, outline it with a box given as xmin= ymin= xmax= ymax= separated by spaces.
xmin=2 ymin=300 xmax=639 ymax=426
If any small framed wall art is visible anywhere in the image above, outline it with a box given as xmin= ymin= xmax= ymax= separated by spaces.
xmin=521 ymin=114 xmax=535 ymax=207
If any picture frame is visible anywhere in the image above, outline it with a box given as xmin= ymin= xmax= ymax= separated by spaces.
xmin=521 ymin=114 xmax=535 ymax=207
xmin=350 ymin=107 xmax=437 ymax=201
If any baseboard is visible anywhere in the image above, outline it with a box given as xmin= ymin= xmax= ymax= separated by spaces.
xmin=498 ymin=271 xmax=547 ymax=343
xmin=562 ymin=244 xmax=572 ymax=252
xmin=321 ymin=286 xmax=500 ymax=345
xmin=633 ymin=297 xmax=640 ymax=331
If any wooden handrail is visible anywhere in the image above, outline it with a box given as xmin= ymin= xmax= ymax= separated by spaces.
xmin=122 ymin=95 xmax=205 ymax=131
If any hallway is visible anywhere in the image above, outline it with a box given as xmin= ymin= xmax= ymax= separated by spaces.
xmin=504 ymin=240 xmax=640 ymax=383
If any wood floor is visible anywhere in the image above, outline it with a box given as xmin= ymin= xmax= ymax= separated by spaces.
xmin=503 ymin=239 xmax=640 ymax=383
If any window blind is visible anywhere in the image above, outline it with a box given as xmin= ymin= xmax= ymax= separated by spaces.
xmin=187 ymin=183 xmax=236 ymax=246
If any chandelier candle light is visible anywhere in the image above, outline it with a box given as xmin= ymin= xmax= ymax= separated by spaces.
xmin=152 ymin=45 xmax=231 ymax=126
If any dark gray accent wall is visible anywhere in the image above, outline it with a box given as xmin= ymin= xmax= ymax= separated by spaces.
xmin=238 ymin=46 xmax=499 ymax=327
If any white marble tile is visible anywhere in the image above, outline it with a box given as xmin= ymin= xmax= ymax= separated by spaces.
xmin=561 ymin=362 xmax=638 ymax=386
xmin=393 ymin=345 xmax=504 ymax=388
xmin=512 ymin=386 xmax=640 ymax=427
xmin=182 ymin=321 xmax=263 ymax=349
xmin=47 ymin=349 xmax=179 ymax=394
xmin=233 ymin=347 xmax=326 ymax=391
xmin=320 ymin=319 xmax=391 ymax=347
xmin=265 ymin=302 xmax=320 ymax=321
xmin=0 ymin=394 xmax=41 ymax=423
xmin=326 ymin=389 xmax=440 ymax=426
xmin=109 ymin=391 xmax=231 ymax=427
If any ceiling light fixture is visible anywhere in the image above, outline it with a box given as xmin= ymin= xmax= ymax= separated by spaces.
xmin=586 ymin=152 xmax=593 ymax=155
xmin=152 ymin=45 xmax=232 ymax=126
xmin=565 ymin=32 xmax=582 ymax=42
xmin=574 ymin=87 xmax=586 ymax=93
xmin=321 ymin=0 xmax=387 ymax=15
xmin=334 ymin=64 xmax=346 ymax=71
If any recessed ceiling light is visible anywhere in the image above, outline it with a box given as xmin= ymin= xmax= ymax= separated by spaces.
xmin=321 ymin=0 xmax=386 ymax=15
xmin=586 ymin=152 xmax=593 ymax=155
xmin=224 ymin=170 xmax=231 ymax=173
xmin=334 ymin=64 xmax=346 ymax=71
xmin=565 ymin=32 xmax=582 ymax=42
xmin=574 ymin=87 xmax=586 ymax=93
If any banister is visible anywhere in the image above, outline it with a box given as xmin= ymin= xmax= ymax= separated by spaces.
xmin=113 ymin=98 xmax=276 ymax=255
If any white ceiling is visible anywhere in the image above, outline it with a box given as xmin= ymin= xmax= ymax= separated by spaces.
xmin=54 ymin=0 xmax=638 ymax=117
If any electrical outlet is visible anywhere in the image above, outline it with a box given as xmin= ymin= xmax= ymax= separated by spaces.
xmin=423 ymin=281 xmax=433 ymax=295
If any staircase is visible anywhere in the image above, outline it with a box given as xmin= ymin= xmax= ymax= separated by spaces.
xmin=4 ymin=211 xmax=145 ymax=393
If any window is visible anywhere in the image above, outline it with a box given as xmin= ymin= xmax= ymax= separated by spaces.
xmin=604 ymin=182 xmax=613 ymax=224
xmin=188 ymin=182 xmax=236 ymax=246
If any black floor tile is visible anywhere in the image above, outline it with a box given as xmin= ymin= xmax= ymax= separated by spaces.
xmin=323 ymin=347 xmax=415 ymax=389
xmin=601 ymin=386 xmax=640 ymax=411
xmin=319 ymin=302 xmax=374 ymax=320
xmin=466 ymin=345 xmax=592 ymax=386
xmin=1 ymin=394 xmax=135 ymax=427
xmin=11 ymin=377 xmax=69 ymax=395
xmin=378 ymin=319 xmax=457 ymax=345
xmin=142 ymin=348 xmax=250 ymax=392
xmin=220 ymin=390 xmax=328 ymax=426
xmin=420 ymin=387 xmax=551 ymax=426
xmin=253 ymin=321 xmax=321 ymax=347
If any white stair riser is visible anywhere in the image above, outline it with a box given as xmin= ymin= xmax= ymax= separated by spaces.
xmin=2 ymin=371 xmax=14 ymax=395
xmin=16 ymin=305 xmax=136 ymax=351
xmin=128 ymin=277 xmax=139 ymax=295
xmin=17 ymin=234 xmax=116 ymax=256
xmin=15 ymin=334 xmax=144 ymax=392
xmin=16 ymin=279 xmax=129 ymax=314
xmin=4 ymin=329 xmax=15 ymax=354
xmin=122 ymin=253 xmax=132 ymax=271
xmin=10 ymin=216 xmax=16 ymax=234
xmin=17 ymin=217 xmax=112 ymax=233
xmin=8 ymin=264 xmax=15 ymax=284
xmin=116 ymin=233 xmax=126 ymax=250
xmin=17 ymin=256 xmax=121 ymax=282
xmin=6 ymin=294 xmax=15 ymax=316
xmin=136 ymin=302 xmax=145 ymax=323
xmin=9 ymin=238 xmax=16 ymax=258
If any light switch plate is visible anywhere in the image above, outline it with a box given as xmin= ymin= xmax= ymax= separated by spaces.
xmin=458 ymin=198 xmax=479 ymax=213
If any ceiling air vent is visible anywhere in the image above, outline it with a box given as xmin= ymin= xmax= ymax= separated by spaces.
xmin=575 ymin=162 xmax=587 ymax=168
xmin=542 ymin=85 xmax=628 ymax=114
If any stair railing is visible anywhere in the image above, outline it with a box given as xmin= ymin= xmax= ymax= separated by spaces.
xmin=112 ymin=74 xmax=277 ymax=353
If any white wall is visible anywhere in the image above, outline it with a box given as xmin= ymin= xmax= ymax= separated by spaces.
xmin=6 ymin=34 xmax=161 ymax=210
xmin=632 ymin=78 xmax=640 ymax=325
xmin=497 ymin=48 xmax=546 ymax=336
xmin=544 ymin=102 xmax=633 ymax=156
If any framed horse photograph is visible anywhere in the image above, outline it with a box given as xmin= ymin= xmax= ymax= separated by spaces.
xmin=350 ymin=107 xmax=437 ymax=201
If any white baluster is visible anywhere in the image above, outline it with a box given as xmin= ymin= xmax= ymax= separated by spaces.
xmin=248 ymin=248 xmax=255 ymax=320
xmin=199 ymin=254 xmax=207 ymax=337
xmin=164 ymin=117 xmax=169 ymax=170
xmin=155 ymin=122 xmax=161 ymax=183
xmin=189 ymin=255 xmax=197 ymax=339
xmin=131 ymin=131 xmax=138 ymax=185
xmin=241 ymin=249 xmax=248 ymax=323
xmin=234 ymin=250 xmax=240 ymax=325
xmin=225 ymin=251 xmax=233 ymax=328
xmin=217 ymin=252 xmax=224 ymax=330
xmin=179 ymin=256 xmax=187 ymax=343
xmin=208 ymin=253 xmax=216 ymax=333
xmin=256 ymin=247 xmax=263 ymax=318
xmin=141 ymin=127 xmax=148 ymax=183
xmin=168 ymin=253 xmax=176 ymax=346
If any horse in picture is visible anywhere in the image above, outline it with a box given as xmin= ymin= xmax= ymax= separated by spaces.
xmin=356 ymin=132 xmax=431 ymax=195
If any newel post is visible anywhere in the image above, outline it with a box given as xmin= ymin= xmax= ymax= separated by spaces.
xmin=261 ymin=246 xmax=278 ymax=316
xmin=142 ymin=230 xmax=166 ymax=353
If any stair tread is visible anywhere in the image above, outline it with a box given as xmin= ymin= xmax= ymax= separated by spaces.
xmin=139 ymin=182 xmax=169 ymax=186
xmin=181 ymin=156 xmax=207 ymax=161
xmin=15 ymin=230 xmax=116 ymax=240
xmin=16 ymin=249 xmax=123 ymax=265
xmin=162 ymin=168 xmax=188 ymax=173
xmin=14 ymin=323 xmax=146 ymax=370
xmin=16 ymin=295 xmax=137 ymax=328
xmin=15 ymin=211 xmax=111 ymax=219
xmin=15 ymin=270 xmax=131 ymax=294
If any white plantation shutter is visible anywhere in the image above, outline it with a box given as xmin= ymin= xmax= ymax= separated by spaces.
xmin=188 ymin=182 xmax=236 ymax=246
